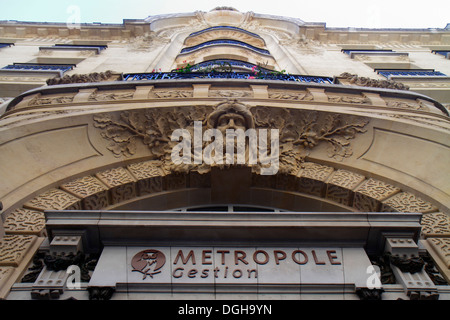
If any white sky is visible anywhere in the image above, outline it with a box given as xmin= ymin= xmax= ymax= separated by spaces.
xmin=0 ymin=0 xmax=449 ymax=29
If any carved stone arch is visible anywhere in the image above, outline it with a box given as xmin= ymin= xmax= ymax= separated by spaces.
xmin=3 ymin=158 xmax=440 ymax=237
xmin=1 ymin=79 xmax=449 ymax=298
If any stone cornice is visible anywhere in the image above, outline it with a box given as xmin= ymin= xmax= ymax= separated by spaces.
xmin=2 ymin=78 xmax=448 ymax=117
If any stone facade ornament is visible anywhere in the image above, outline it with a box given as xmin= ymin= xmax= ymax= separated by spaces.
xmin=338 ymin=72 xmax=410 ymax=90
xmin=46 ymin=71 xmax=120 ymax=86
xmin=93 ymin=101 xmax=369 ymax=175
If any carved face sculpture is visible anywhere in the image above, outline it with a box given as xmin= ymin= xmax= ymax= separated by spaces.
xmin=216 ymin=112 xmax=247 ymax=134
xmin=207 ymin=100 xmax=255 ymax=132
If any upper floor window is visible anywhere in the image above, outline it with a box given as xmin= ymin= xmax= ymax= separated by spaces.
xmin=180 ymin=39 xmax=271 ymax=56
xmin=39 ymin=44 xmax=107 ymax=54
xmin=432 ymin=50 xmax=450 ymax=58
xmin=188 ymin=26 xmax=263 ymax=40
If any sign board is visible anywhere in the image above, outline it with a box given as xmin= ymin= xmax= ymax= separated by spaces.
xmin=90 ymin=246 xmax=376 ymax=289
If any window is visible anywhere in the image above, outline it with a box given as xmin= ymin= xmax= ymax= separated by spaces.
xmin=39 ymin=44 xmax=107 ymax=54
xmin=173 ymin=205 xmax=286 ymax=212
xmin=180 ymin=39 xmax=271 ymax=56
xmin=432 ymin=50 xmax=450 ymax=58
xmin=341 ymin=49 xmax=394 ymax=55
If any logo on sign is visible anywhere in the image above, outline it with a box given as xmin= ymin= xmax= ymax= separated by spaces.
xmin=131 ymin=249 xmax=166 ymax=279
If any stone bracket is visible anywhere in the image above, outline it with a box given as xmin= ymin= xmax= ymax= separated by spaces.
xmin=31 ymin=266 xmax=69 ymax=300
xmin=384 ymin=237 xmax=438 ymax=299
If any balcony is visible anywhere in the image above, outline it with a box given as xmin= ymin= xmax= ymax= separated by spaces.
xmin=122 ymin=72 xmax=334 ymax=84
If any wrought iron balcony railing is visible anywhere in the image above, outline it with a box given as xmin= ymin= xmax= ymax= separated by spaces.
xmin=180 ymin=39 xmax=271 ymax=55
xmin=54 ymin=44 xmax=108 ymax=51
xmin=2 ymin=63 xmax=74 ymax=73
xmin=342 ymin=49 xmax=394 ymax=55
xmin=0 ymin=43 xmax=14 ymax=49
xmin=122 ymin=72 xmax=334 ymax=84
xmin=39 ymin=44 xmax=108 ymax=54
xmin=376 ymin=69 xmax=447 ymax=78
xmin=432 ymin=50 xmax=450 ymax=58
xmin=173 ymin=59 xmax=273 ymax=73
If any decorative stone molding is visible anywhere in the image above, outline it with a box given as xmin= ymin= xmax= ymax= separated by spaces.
xmin=268 ymin=90 xmax=313 ymax=101
xmin=353 ymin=178 xmax=401 ymax=212
xmin=127 ymin=161 xmax=164 ymax=196
xmin=3 ymin=208 xmax=45 ymax=236
xmin=209 ymin=89 xmax=252 ymax=98
xmin=28 ymin=94 xmax=76 ymax=107
xmin=24 ymin=189 xmax=81 ymax=212
xmin=326 ymin=169 xmax=365 ymax=206
xmin=4 ymin=79 xmax=448 ymax=119
xmin=297 ymin=162 xmax=334 ymax=197
xmin=61 ymin=175 xmax=109 ymax=210
xmin=93 ymin=105 xmax=211 ymax=159
xmin=251 ymin=105 xmax=370 ymax=171
xmin=95 ymin=167 xmax=137 ymax=204
xmin=0 ymin=157 xmax=443 ymax=298
xmin=93 ymin=102 xmax=370 ymax=176
xmin=88 ymin=91 xmax=134 ymax=102
xmin=421 ymin=212 xmax=450 ymax=238
xmin=0 ymin=267 xmax=15 ymax=298
xmin=151 ymin=90 xmax=194 ymax=99
xmin=338 ymin=73 xmax=410 ymax=90
xmin=381 ymin=192 xmax=439 ymax=213
xmin=46 ymin=71 xmax=120 ymax=86
xmin=0 ymin=235 xmax=37 ymax=267
xmin=428 ymin=238 xmax=450 ymax=269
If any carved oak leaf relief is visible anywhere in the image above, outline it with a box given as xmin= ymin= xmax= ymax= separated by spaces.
xmin=251 ymin=106 xmax=369 ymax=173
xmin=93 ymin=106 xmax=211 ymax=160
xmin=93 ymin=102 xmax=369 ymax=174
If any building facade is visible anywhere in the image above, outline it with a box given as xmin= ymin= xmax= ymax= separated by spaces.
xmin=0 ymin=7 xmax=449 ymax=300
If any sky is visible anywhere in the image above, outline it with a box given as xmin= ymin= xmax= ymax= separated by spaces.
xmin=0 ymin=0 xmax=449 ymax=29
